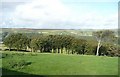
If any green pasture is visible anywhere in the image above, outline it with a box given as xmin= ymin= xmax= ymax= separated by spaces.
xmin=1 ymin=51 xmax=118 ymax=75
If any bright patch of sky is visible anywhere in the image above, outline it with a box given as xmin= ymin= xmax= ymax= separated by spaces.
xmin=1 ymin=0 xmax=119 ymax=29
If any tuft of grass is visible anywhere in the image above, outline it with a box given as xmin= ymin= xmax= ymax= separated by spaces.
xmin=3 ymin=58 xmax=32 ymax=70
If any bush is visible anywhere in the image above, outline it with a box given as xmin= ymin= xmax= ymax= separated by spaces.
xmin=2 ymin=53 xmax=13 ymax=58
xmin=105 ymin=44 xmax=118 ymax=57
xmin=9 ymin=60 xmax=31 ymax=69
xmin=2 ymin=53 xmax=8 ymax=58
xmin=7 ymin=60 xmax=31 ymax=70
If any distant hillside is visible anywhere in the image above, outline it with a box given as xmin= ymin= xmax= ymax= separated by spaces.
xmin=0 ymin=28 xmax=118 ymax=45
xmin=1 ymin=28 xmax=118 ymax=37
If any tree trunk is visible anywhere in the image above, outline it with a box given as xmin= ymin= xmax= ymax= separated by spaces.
xmin=56 ymin=49 xmax=58 ymax=53
xmin=96 ymin=40 xmax=101 ymax=56
xmin=9 ymin=48 xmax=11 ymax=51
xmin=57 ymin=48 xmax=61 ymax=53
xmin=61 ymin=48 xmax=63 ymax=53
xmin=17 ymin=48 xmax=19 ymax=51
xmin=51 ymin=49 xmax=54 ymax=53
xmin=65 ymin=48 xmax=67 ymax=54
xmin=53 ymin=49 xmax=56 ymax=53
xmin=9 ymin=45 xmax=11 ymax=51
xmin=31 ymin=48 xmax=33 ymax=52
xmin=72 ymin=50 xmax=74 ymax=54
xmin=59 ymin=48 xmax=61 ymax=54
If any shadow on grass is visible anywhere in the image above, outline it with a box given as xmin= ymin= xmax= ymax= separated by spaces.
xmin=2 ymin=68 xmax=32 ymax=75
xmin=2 ymin=68 xmax=36 ymax=77
xmin=1 ymin=68 xmax=118 ymax=77
xmin=4 ymin=49 xmax=30 ymax=52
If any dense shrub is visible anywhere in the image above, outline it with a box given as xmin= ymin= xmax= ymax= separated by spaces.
xmin=7 ymin=60 xmax=31 ymax=70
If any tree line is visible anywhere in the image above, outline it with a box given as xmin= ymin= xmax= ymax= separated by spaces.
xmin=2 ymin=30 xmax=120 ymax=57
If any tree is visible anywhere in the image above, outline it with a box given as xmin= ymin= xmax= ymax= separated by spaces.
xmin=30 ymin=35 xmax=44 ymax=52
xmin=93 ymin=30 xmax=115 ymax=56
xmin=3 ymin=33 xmax=16 ymax=51
xmin=30 ymin=38 xmax=39 ymax=52
xmin=13 ymin=33 xmax=30 ymax=51
xmin=4 ymin=33 xmax=30 ymax=51
xmin=85 ymin=40 xmax=97 ymax=55
xmin=72 ymin=38 xmax=87 ymax=55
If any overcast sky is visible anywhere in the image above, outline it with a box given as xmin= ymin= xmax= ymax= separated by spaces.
xmin=1 ymin=0 xmax=119 ymax=29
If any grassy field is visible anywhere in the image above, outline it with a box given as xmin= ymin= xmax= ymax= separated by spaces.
xmin=1 ymin=51 xmax=118 ymax=75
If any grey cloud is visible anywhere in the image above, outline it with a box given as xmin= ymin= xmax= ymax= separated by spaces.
xmin=1 ymin=2 xmax=25 ymax=12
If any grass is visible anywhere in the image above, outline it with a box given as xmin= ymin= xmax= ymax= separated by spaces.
xmin=1 ymin=51 xmax=118 ymax=75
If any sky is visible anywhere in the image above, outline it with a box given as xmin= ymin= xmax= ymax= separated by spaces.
xmin=0 ymin=0 xmax=119 ymax=29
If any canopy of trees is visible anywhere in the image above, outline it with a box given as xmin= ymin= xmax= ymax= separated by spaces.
xmin=4 ymin=33 xmax=30 ymax=51
xmin=3 ymin=30 xmax=119 ymax=57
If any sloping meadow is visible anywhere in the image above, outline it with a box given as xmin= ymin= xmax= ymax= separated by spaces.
xmin=1 ymin=51 xmax=118 ymax=75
